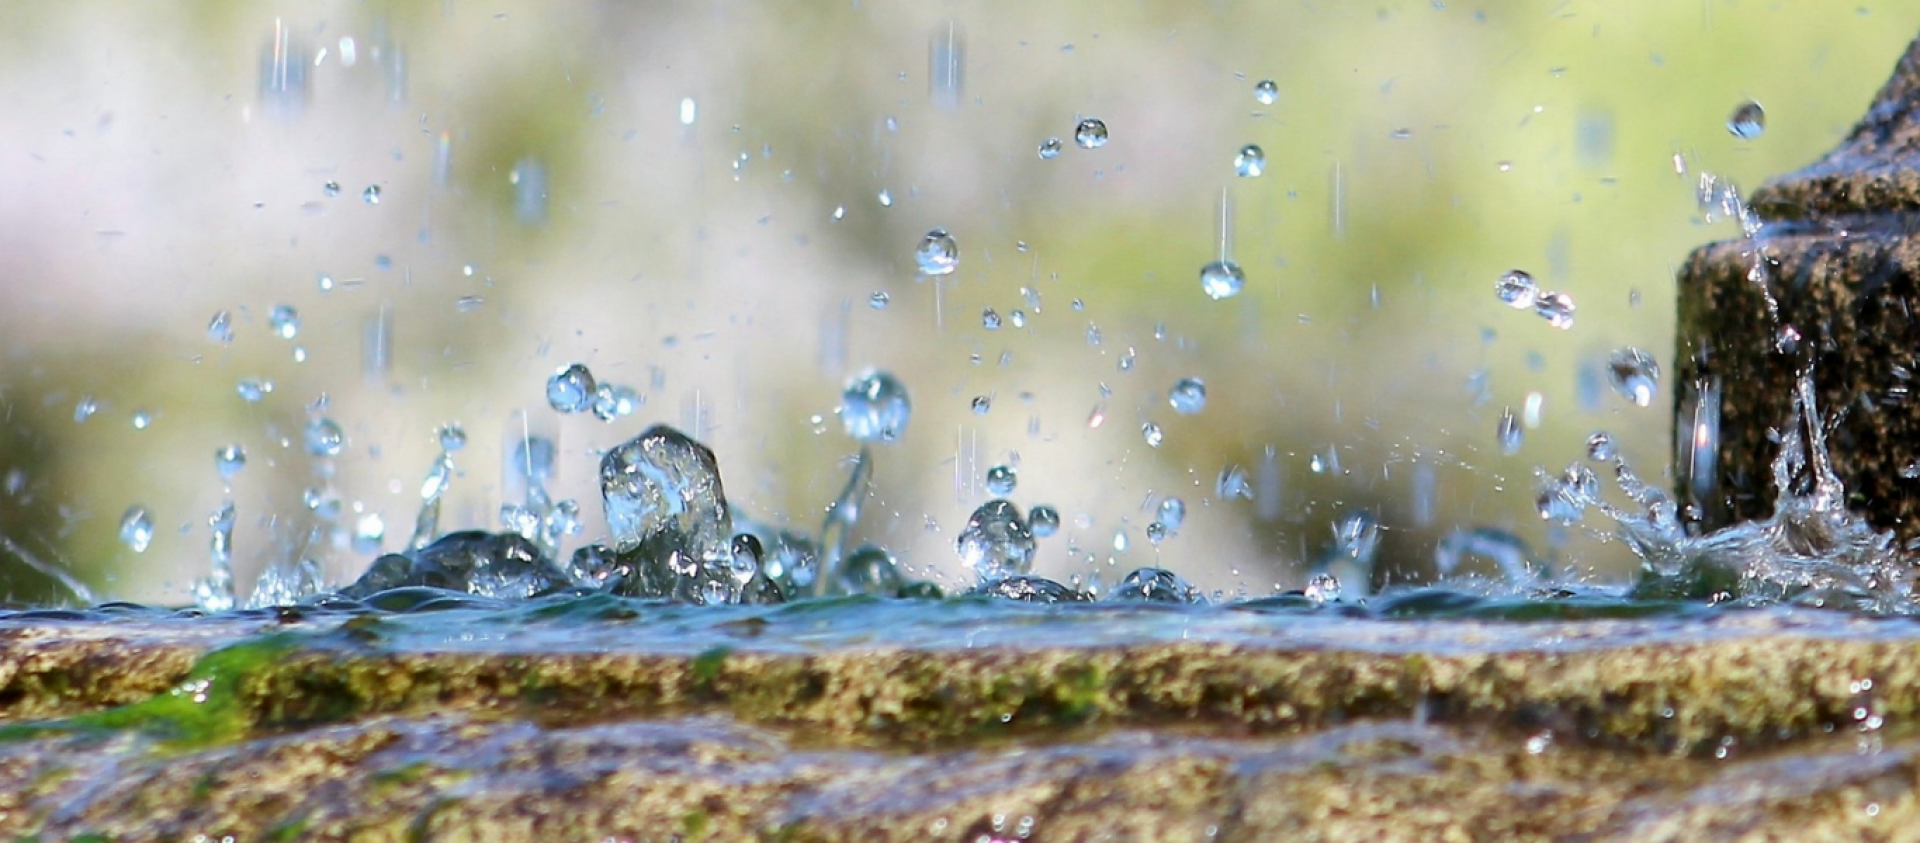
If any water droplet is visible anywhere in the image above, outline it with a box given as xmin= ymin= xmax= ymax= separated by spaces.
xmin=268 ymin=304 xmax=300 ymax=339
xmin=1168 ymin=377 xmax=1207 ymax=414
xmin=1157 ymin=497 xmax=1187 ymax=531
xmin=1199 ymin=259 xmax=1245 ymax=301
xmin=1009 ymin=310 xmax=1026 ymax=328
xmin=877 ymin=189 xmax=893 ymax=207
xmin=599 ymin=424 xmax=734 ymax=598
xmin=1606 ymin=347 xmax=1660 ymax=407
xmin=981 ymin=308 xmax=1002 ymax=330
xmin=1028 ymin=504 xmax=1061 ymax=538
xmin=1111 ymin=567 xmax=1201 ymax=603
xmin=438 ymin=423 xmax=468 ymax=452
xmin=1304 ymin=572 xmax=1342 ymax=605
xmin=235 ymin=378 xmax=273 ymax=403
xmin=915 ymin=228 xmax=959 ymax=276
xmin=831 ymin=205 xmax=846 ymax=221
xmin=1073 ymin=117 xmax=1109 ymax=149
xmin=1141 ymin=421 xmax=1164 ymax=448
xmin=546 ymin=363 xmax=597 ymax=414
xmin=679 ymin=96 xmax=697 ymax=126
xmin=352 ymin=512 xmax=385 ymax=555
xmin=985 ymin=464 xmax=1017 ymax=496
xmin=316 ymin=273 xmax=335 ymax=293
xmin=323 ymin=181 xmax=341 ymax=197
xmin=304 ymin=417 xmax=346 ymax=457
xmin=1253 ymin=79 xmax=1279 ymax=105
xmin=361 ymin=184 xmax=381 ymax=204
xmin=1496 ymin=408 xmax=1523 ymax=455
xmin=215 ymin=444 xmax=248 ymax=481
xmin=1534 ymin=291 xmax=1576 ymax=330
xmin=1495 ymin=269 xmax=1538 ymax=310
xmin=72 ymin=396 xmax=97 ymax=424
xmin=1587 ymin=431 xmax=1617 ymax=462
xmin=971 ymin=395 xmax=993 ymax=415
xmin=1117 ymin=348 xmax=1135 ymax=371
xmin=837 ymin=544 xmax=903 ymax=596
xmin=841 ymin=369 xmax=912 ymax=443
xmin=119 ymin=505 xmax=154 ymax=553
xmin=869 ymin=291 xmax=890 ymax=310
xmin=1037 ymin=137 xmax=1063 ymax=159
xmin=1218 ymin=464 xmax=1253 ymax=500
xmin=1727 ymin=100 xmax=1765 ymax=140
xmin=956 ymin=499 xmax=1035 ymax=583
xmin=1234 ymin=144 xmax=1266 ymax=177
xmin=131 ymin=410 xmax=153 ymax=430
xmin=208 ymin=310 xmax=235 ymax=345
xmin=1145 ymin=522 xmax=1167 ymax=544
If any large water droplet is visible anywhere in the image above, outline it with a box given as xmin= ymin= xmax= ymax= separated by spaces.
xmin=268 ymin=304 xmax=300 ymax=340
xmin=1496 ymin=408 xmax=1523 ymax=455
xmin=546 ymin=363 xmax=597 ymax=414
xmin=1304 ymin=572 xmax=1342 ymax=605
xmin=1037 ymin=137 xmax=1063 ymax=160
xmin=1495 ymin=269 xmax=1538 ymax=310
xmin=1606 ymin=347 xmax=1660 ymax=407
xmin=119 ymin=506 xmax=154 ymax=553
xmin=1253 ymin=79 xmax=1279 ymax=105
xmin=599 ymin=425 xmax=734 ymax=599
xmin=1234 ymin=144 xmax=1265 ymax=178
xmin=915 ymin=228 xmax=959 ymax=276
xmin=304 ymin=417 xmax=346 ymax=457
xmin=956 ymin=499 xmax=1035 ymax=584
xmin=836 ymin=544 xmax=903 ymax=596
xmin=1157 ymin=497 xmax=1187 ymax=532
xmin=1199 ymin=259 xmax=1245 ymax=301
xmin=984 ymin=464 xmax=1018 ymax=496
xmin=1073 ymin=117 xmax=1109 ymax=149
xmin=215 ymin=445 xmax=247 ymax=481
xmin=841 ymin=369 xmax=912 ymax=443
xmin=1168 ymin=377 xmax=1207 ymax=414
xmin=1727 ymin=100 xmax=1766 ymax=140
xmin=1110 ymin=567 xmax=1200 ymax=603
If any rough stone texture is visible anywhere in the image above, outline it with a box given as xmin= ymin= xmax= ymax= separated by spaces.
xmin=2 ymin=609 xmax=1920 ymax=840
xmin=1676 ymin=28 xmax=1920 ymax=534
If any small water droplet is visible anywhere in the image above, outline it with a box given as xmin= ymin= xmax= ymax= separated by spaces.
xmin=1168 ymin=377 xmax=1207 ymax=414
xmin=215 ymin=444 xmax=248 ymax=481
xmin=546 ymin=363 xmax=597 ymax=414
xmin=985 ymin=464 xmax=1017 ymax=496
xmin=208 ymin=310 xmax=235 ymax=345
xmin=131 ymin=410 xmax=153 ymax=430
xmin=1073 ymin=117 xmax=1109 ymax=149
xmin=1496 ymin=408 xmax=1523 ymax=455
xmin=1587 ymin=431 xmax=1617 ymax=462
xmin=236 ymin=378 xmax=273 ymax=403
xmin=72 ymin=396 xmax=97 ymax=424
xmin=1218 ymin=464 xmax=1253 ymax=499
xmin=304 ymin=417 xmax=346 ymax=457
xmin=1157 ymin=497 xmax=1187 ymax=531
xmin=842 ymin=369 xmax=912 ymax=443
xmin=1009 ymin=310 xmax=1026 ymax=328
xmin=316 ymin=273 xmax=335 ymax=293
xmin=971 ymin=395 xmax=993 ymax=415
xmin=323 ymin=181 xmax=341 ymax=197
xmin=119 ymin=505 xmax=154 ymax=553
xmin=438 ymin=424 xmax=467 ymax=452
xmin=1253 ymin=79 xmax=1278 ymax=105
xmin=831 ymin=205 xmax=846 ymax=221
xmin=1141 ymin=421 xmax=1164 ymax=448
xmin=362 ymin=184 xmax=382 ymax=204
xmin=877 ymin=189 xmax=893 ymax=207
xmin=1029 ymin=505 xmax=1060 ymax=538
xmin=1606 ymin=347 xmax=1660 ymax=407
xmin=1304 ymin=572 xmax=1341 ymax=605
xmin=268 ymin=304 xmax=300 ymax=339
xmin=1727 ymin=100 xmax=1765 ymax=140
xmin=869 ymin=291 xmax=890 ymax=309
xmin=1495 ymin=270 xmax=1538 ymax=310
xmin=1234 ymin=144 xmax=1265 ymax=177
xmin=353 ymin=512 xmax=385 ymax=555
xmin=1037 ymin=137 xmax=1063 ymax=159
xmin=1200 ymin=260 xmax=1245 ymax=301
xmin=1534 ymin=291 xmax=1576 ymax=330
xmin=915 ymin=228 xmax=959 ymax=276
xmin=679 ymin=96 xmax=698 ymax=126
xmin=1117 ymin=348 xmax=1135 ymax=371
xmin=981 ymin=308 xmax=1001 ymax=330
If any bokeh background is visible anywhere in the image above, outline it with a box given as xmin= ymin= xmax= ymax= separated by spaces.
xmin=0 ymin=0 xmax=1913 ymax=605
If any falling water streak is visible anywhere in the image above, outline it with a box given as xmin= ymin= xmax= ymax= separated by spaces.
xmin=197 ymin=501 xmax=237 ymax=612
xmin=927 ymin=21 xmax=963 ymax=110
xmin=1330 ymin=161 xmax=1346 ymax=240
xmin=1216 ymin=187 xmax=1234 ymax=262
xmin=0 ymin=534 xmax=94 ymax=605
xmin=817 ymin=445 xmax=873 ymax=597
xmin=1679 ymin=375 xmax=1723 ymax=519
xmin=409 ymin=452 xmax=454 ymax=550
xmin=362 ymin=305 xmax=393 ymax=384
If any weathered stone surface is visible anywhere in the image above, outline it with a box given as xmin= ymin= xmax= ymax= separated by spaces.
xmin=1676 ymin=29 xmax=1920 ymax=535
xmin=1 ymin=607 xmax=1919 ymax=840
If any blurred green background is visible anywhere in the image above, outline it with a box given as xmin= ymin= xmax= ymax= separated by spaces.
xmin=0 ymin=1 xmax=1913 ymax=605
